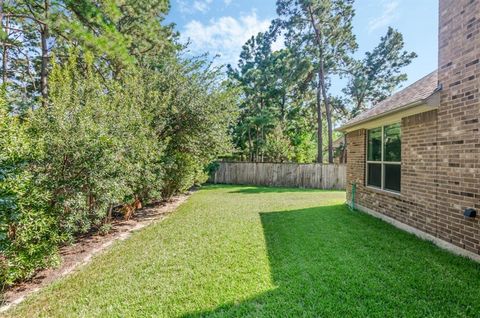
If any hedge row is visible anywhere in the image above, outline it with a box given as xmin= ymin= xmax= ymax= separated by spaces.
xmin=0 ymin=54 xmax=237 ymax=287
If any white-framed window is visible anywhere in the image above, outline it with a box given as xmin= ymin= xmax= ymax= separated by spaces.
xmin=366 ymin=123 xmax=401 ymax=193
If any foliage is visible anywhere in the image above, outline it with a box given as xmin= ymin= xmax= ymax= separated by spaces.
xmin=228 ymin=1 xmax=417 ymax=164
xmin=112 ymin=0 xmax=179 ymax=62
xmin=151 ymin=58 xmax=238 ymax=198
xmin=0 ymin=89 xmax=59 ymax=286
xmin=264 ymin=124 xmax=294 ymax=162
xmin=204 ymin=161 xmax=220 ymax=179
xmin=227 ymin=31 xmax=313 ymax=163
xmin=290 ymin=130 xmax=317 ymax=163
xmin=276 ymin=0 xmax=357 ymax=163
xmin=0 ymin=0 xmax=177 ymax=110
xmin=0 ymin=49 xmax=237 ymax=287
xmin=344 ymin=27 xmax=417 ymax=116
xmin=25 ymin=53 xmax=166 ymax=241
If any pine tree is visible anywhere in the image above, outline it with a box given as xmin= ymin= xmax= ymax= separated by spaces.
xmin=344 ymin=27 xmax=417 ymax=116
xmin=276 ymin=0 xmax=357 ymax=163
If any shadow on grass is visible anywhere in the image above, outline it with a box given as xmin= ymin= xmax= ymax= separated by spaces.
xmin=183 ymin=204 xmax=480 ymax=317
xmin=229 ymin=186 xmax=326 ymax=194
xmin=202 ymin=183 xmax=344 ymax=194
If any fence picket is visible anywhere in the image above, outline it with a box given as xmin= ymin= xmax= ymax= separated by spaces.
xmin=210 ymin=162 xmax=346 ymax=190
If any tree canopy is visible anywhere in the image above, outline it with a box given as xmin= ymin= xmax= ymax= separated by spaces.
xmin=344 ymin=27 xmax=417 ymax=116
xmin=228 ymin=0 xmax=416 ymax=164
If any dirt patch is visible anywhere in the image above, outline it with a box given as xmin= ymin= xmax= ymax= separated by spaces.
xmin=0 ymin=192 xmax=191 ymax=313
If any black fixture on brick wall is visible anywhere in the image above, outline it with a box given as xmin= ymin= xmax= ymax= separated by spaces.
xmin=463 ymin=208 xmax=477 ymax=219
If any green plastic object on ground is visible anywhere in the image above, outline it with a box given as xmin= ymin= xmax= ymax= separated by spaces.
xmin=351 ymin=182 xmax=356 ymax=210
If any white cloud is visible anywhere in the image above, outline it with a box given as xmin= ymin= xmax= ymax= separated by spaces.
xmin=193 ymin=0 xmax=213 ymax=13
xmin=176 ymin=0 xmax=190 ymax=14
xmin=224 ymin=0 xmax=232 ymax=5
xmin=177 ymin=0 xmax=213 ymax=14
xmin=368 ymin=1 xmax=400 ymax=32
xmin=181 ymin=11 xmax=281 ymax=66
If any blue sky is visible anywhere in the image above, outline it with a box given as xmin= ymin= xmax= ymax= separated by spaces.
xmin=167 ymin=0 xmax=438 ymax=94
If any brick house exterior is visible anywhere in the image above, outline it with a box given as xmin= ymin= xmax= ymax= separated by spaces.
xmin=340 ymin=0 xmax=480 ymax=258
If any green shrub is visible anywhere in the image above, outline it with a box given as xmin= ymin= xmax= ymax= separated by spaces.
xmin=205 ymin=161 xmax=220 ymax=179
xmin=0 ymin=53 xmax=238 ymax=288
xmin=152 ymin=59 xmax=238 ymax=199
xmin=30 ymin=55 xmax=123 ymax=240
xmin=0 ymin=91 xmax=59 ymax=286
xmin=265 ymin=124 xmax=294 ymax=162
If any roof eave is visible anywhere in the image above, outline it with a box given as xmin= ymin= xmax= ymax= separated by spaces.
xmin=337 ymin=100 xmax=423 ymax=132
xmin=337 ymin=89 xmax=441 ymax=133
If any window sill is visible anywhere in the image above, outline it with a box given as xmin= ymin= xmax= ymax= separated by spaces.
xmin=365 ymin=186 xmax=401 ymax=197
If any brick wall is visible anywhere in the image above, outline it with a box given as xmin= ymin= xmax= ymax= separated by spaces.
xmin=345 ymin=0 xmax=480 ymax=255
xmin=346 ymin=111 xmax=440 ymax=237
xmin=436 ymin=0 xmax=480 ymax=252
xmin=401 ymin=110 xmax=439 ymax=235
xmin=345 ymin=129 xmax=365 ymax=203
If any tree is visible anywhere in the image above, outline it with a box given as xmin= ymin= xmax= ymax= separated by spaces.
xmin=228 ymin=29 xmax=312 ymax=162
xmin=0 ymin=0 xmax=129 ymax=107
xmin=227 ymin=31 xmax=279 ymax=162
xmin=344 ymin=27 xmax=417 ymax=117
xmin=276 ymin=0 xmax=357 ymax=163
xmin=150 ymin=58 xmax=238 ymax=199
xmin=265 ymin=124 xmax=294 ymax=162
xmin=113 ymin=0 xmax=176 ymax=59
xmin=0 ymin=0 xmax=176 ymax=110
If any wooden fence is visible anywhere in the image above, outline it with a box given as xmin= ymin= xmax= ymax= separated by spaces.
xmin=210 ymin=162 xmax=346 ymax=190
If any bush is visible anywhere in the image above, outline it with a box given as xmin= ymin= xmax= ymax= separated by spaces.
xmin=0 ymin=54 xmax=238 ymax=287
xmin=265 ymin=124 xmax=294 ymax=162
xmin=0 ymin=91 xmax=59 ymax=286
xmin=153 ymin=59 xmax=238 ymax=199
xmin=31 ymin=55 xmax=126 ymax=240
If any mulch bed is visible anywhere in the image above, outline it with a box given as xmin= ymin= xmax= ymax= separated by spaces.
xmin=0 ymin=192 xmax=191 ymax=312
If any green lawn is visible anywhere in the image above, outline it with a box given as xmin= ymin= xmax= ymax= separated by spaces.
xmin=5 ymin=185 xmax=480 ymax=317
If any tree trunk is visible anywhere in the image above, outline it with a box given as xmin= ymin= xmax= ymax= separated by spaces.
xmin=261 ymin=125 xmax=265 ymax=162
xmin=1 ymin=0 xmax=7 ymax=85
xmin=248 ymin=127 xmax=253 ymax=162
xmin=281 ymin=94 xmax=286 ymax=121
xmin=316 ymin=71 xmax=323 ymax=163
xmin=2 ymin=17 xmax=8 ymax=85
xmin=0 ymin=0 xmax=3 ymax=34
xmin=40 ymin=0 xmax=49 ymax=106
xmin=307 ymin=4 xmax=325 ymax=164
xmin=255 ymin=127 xmax=259 ymax=162
xmin=319 ymin=62 xmax=333 ymax=163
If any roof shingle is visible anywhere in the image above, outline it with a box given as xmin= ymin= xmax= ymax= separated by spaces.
xmin=340 ymin=70 xmax=439 ymax=129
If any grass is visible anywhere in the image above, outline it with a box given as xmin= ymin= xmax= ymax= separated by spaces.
xmin=4 ymin=184 xmax=480 ymax=317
